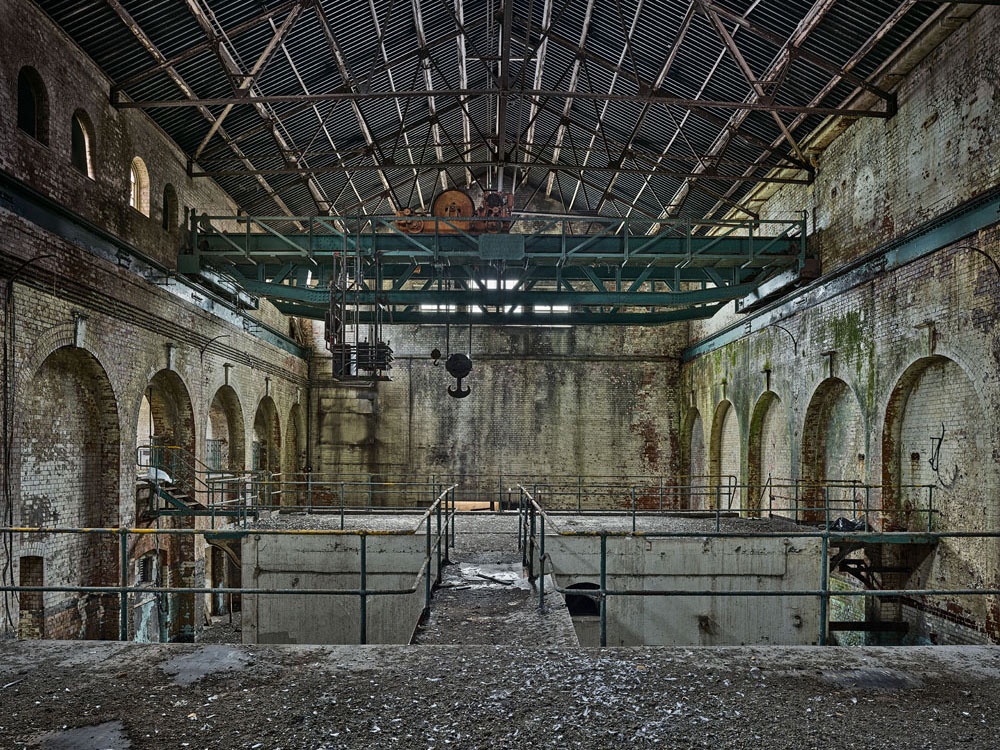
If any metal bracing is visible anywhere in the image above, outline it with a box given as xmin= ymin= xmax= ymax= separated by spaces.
xmin=177 ymin=211 xmax=806 ymax=324
xmin=74 ymin=0 xmax=938 ymax=221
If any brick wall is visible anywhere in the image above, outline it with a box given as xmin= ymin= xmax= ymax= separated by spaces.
xmin=0 ymin=1 xmax=310 ymax=639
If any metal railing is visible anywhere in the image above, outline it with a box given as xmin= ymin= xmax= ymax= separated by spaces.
xmin=1 ymin=485 xmax=458 ymax=644
xmin=515 ymin=484 xmax=996 ymax=647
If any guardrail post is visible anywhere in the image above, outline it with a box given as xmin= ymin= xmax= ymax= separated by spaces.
xmin=819 ymin=533 xmax=829 ymax=646
xmin=119 ymin=528 xmax=128 ymax=641
xmin=715 ymin=495 xmax=721 ymax=532
xmin=538 ymin=512 xmax=545 ymax=610
xmin=359 ymin=533 xmax=367 ymax=645
xmin=528 ymin=503 xmax=536 ymax=580
xmin=340 ymin=483 xmax=345 ymax=530
xmin=577 ymin=476 xmax=582 ymax=512
xmin=307 ymin=474 xmax=313 ymax=513
xmin=498 ymin=476 xmax=503 ymax=512
xmin=795 ymin=481 xmax=800 ymax=523
xmin=865 ymin=485 xmax=871 ymax=531
xmin=632 ymin=486 xmax=637 ymax=534
xmin=425 ymin=512 xmax=432 ymax=611
xmin=659 ymin=477 xmax=663 ymax=511
xmin=450 ymin=488 xmax=456 ymax=549
xmin=367 ymin=474 xmax=373 ymax=510
xmin=599 ymin=533 xmax=607 ymax=648
xmin=436 ymin=495 xmax=443 ymax=583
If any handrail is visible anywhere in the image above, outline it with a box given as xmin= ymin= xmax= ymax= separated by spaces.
xmin=1 ymin=484 xmax=458 ymax=644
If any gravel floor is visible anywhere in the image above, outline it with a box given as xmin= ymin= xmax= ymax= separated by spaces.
xmin=547 ymin=513 xmax=806 ymax=534
xmin=1 ymin=641 xmax=998 ymax=749
xmin=251 ymin=512 xmax=428 ymax=532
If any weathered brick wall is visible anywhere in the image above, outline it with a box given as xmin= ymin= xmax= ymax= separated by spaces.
xmin=681 ymin=6 xmax=1000 ymax=643
xmin=310 ymin=324 xmax=687 ymax=506
xmin=0 ymin=2 xmax=310 ymax=639
xmin=694 ymin=6 xmax=1000 ymax=338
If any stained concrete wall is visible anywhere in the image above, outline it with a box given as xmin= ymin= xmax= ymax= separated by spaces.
xmin=544 ymin=534 xmax=823 ymax=646
xmin=241 ymin=533 xmax=435 ymax=645
xmin=682 ymin=7 xmax=1000 ymax=643
xmin=311 ymin=325 xmax=686 ymax=505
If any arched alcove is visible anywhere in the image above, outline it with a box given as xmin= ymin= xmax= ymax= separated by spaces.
xmin=253 ymin=396 xmax=282 ymax=475
xmin=129 ymin=156 xmax=150 ymax=216
xmin=71 ymin=109 xmax=96 ymax=178
xmin=680 ymin=407 xmax=705 ymax=509
xmin=18 ymin=346 xmax=119 ymax=639
xmin=801 ymin=378 xmax=865 ymax=520
xmin=748 ymin=391 xmax=791 ymax=513
xmin=709 ymin=400 xmax=740 ymax=509
xmin=206 ymin=385 xmax=246 ymax=473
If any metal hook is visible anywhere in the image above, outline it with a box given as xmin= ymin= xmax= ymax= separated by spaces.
xmin=448 ymin=377 xmax=471 ymax=398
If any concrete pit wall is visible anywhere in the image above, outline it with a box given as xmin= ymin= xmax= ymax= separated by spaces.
xmin=241 ymin=533 xmax=437 ymax=645
xmin=542 ymin=534 xmax=823 ymax=646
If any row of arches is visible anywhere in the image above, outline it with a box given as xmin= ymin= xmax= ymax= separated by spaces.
xmin=16 ymin=65 xmax=182 ymax=228
xmin=11 ymin=343 xmax=304 ymax=640
xmin=684 ymin=355 xmax=986 ymax=529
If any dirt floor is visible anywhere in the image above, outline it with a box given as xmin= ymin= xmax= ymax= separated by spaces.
xmin=4 ymin=511 xmax=1000 ymax=748
xmin=1 ymin=641 xmax=999 ymax=748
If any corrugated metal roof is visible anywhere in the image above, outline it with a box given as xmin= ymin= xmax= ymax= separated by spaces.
xmin=34 ymin=0 xmax=937 ymax=223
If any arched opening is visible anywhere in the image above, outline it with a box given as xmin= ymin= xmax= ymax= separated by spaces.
xmin=709 ymin=400 xmax=740 ymax=510
xmin=17 ymin=66 xmax=48 ymax=144
xmin=565 ymin=582 xmax=601 ymax=616
xmin=282 ymin=403 xmax=305 ymax=508
xmin=680 ymin=407 xmax=706 ymax=509
xmin=206 ymin=385 xmax=246 ymax=473
xmin=135 ymin=369 xmax=198 ymax=641
xmin=882 ymin=356 xmax=985 ymax=529
xmin=129 ymin=156 xmax=150 ymax=216
xmin=71 ymin=109 xmax=95 ymax=178
xmin=253 ymin=396 xmax=282 ymax=475
xmin=801 ymin=378 xmax=865 ymax=521
xmin=162 ymin=183 xmax=178 ymax=232
xmin=748 ymin=392 xmax=790 ymax=513
xmin=18 ymin=346 xmax=119 ymax=639
xmin=880 ymin=355 xmax=990 ymax=641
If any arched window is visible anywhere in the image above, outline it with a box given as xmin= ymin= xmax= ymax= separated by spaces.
xmin=129 ymin=156 xmax=150 ymax=216
xmin=162 ymin=183 xmax=178 ymax=231
xmin=71 ymin=110 xmax=95 ymax=178
xmin=17 ymin=67 xmax=49 ymax=144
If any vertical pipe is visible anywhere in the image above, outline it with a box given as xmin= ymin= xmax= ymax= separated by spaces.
xmin=927 ymin=485 xmax=934 ymax=533
xmin=819 ymin=533 xmax=829 ymax=646
xmin=119 ymin=529 xmax=128 ymax=642
xmin=359 ymin=534 xmax=367 ymax=645
xmin=824 ymin=486 xmax=830 ymax=531
xmin=599 ymin=533 xmax=607 ymax=648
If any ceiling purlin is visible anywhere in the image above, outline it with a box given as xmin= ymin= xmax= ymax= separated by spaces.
xmin=700 ymin=0 xmax=921 ymax=222
xmin=650 ymin=0 xmax=839 ymax=232
xmin=104 ymin=0 xmax=298 ymax=219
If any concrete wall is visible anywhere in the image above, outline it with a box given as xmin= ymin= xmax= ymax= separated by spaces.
xmin=241 ymin=532 xmax=435 ymax=645
xmin=681 ymin=7 xmax=1000 ymax=643
xmin=544 ymin=534 xmax=823 ymax=646
xmin=310 ymin=324 xmax=687 ymax=504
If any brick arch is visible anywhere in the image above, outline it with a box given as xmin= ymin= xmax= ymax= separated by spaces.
xmin=252 ymin=396 xmax=281 ymax=475
xmin=206 ymin=384 xmax=246 ymax=472
xmin=16 ymin=345 xmax=120 ymax=639
xmin=801 ymin=377 xmax=866 ymax=518
xmin=881 ymin=355 xmax=985 ymax=530
xmin=748 ymin=391 xmax=790 ymax=512
xmin=709 ymin=399 xmax=740 ymax=509
xmin=140 ymin=369 xmax=196 ymax=460
xmin=679 ymin=406 xmax=705 ymax=509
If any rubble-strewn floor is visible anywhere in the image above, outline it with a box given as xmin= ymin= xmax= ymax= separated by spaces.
xmin=412 ymin=514 xmax=578 ymax=646
xmin=2 ymin=641 xmax=999 ymax=749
